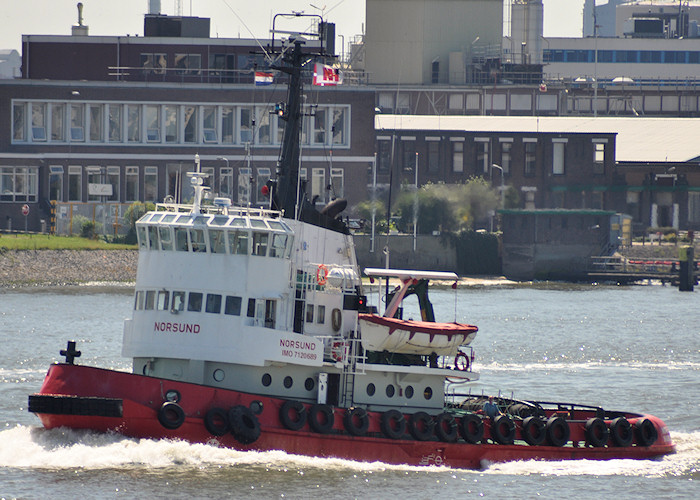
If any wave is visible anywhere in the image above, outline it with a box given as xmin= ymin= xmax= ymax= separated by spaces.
xmin=2 ymin=426 xmax=697 ymax=478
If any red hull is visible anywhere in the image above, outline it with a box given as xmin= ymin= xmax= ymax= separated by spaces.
xmin=30 ymin=364 xmax=675 ymax=469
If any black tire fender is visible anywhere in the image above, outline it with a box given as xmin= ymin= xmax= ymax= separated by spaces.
xmin=228 ymin=405 xmax=261 ymax=445
xmin=545 ymin=416 xmax=570 ymax=447
xmin=491 ymin=414 xmax=516 ymax=445
xmin=521 ymin=416 xmax=546 ymax=446
xmin=204 ymin=407 xmax=229 ymax=436
xmin=308 ymin=404 xmax=335 ymax=434
xmin=157 ymin=401 xmax=185 ymax=430
xmin=585 ymin=417 xmax=609 ymax=447
xmin=279 ymin=400 xmax=306 ymax=431
xmin=459 ymin=413 xmax=484 ymax=444
xmin=344 ymin=407 xmax=370 ymax=436
xmin=408 ymin=411 xmax=434 ymax=441
xmin=380 ymin=409 xmax=406 ymax=440
xmin=434 ymin=412 xmax=459 ymax=443
xmin=634 ymin=418 xmax=658 ymax=447
xmin=610 ymin=416 xmax=634 ymax=447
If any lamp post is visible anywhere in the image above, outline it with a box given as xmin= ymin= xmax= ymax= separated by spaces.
xmin=491 ymin=163 xmax=505 ymax=208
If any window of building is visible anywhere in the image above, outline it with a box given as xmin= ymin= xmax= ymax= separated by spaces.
xmin=222 ymin=106 xmax=234 ymax=144
xmin=127 ymin=105 xmax=141 ymax=142
xmin=165 ymin=105 xmax=178 ymax=143
xmin=240 ymin=107 xmax=253 ymax=144
xmin=313 ymin=108 xmax=326 ymax=144
xmin=0 ymin=167 xmax=39 ymax=203
xmin=552 ymin=141 xmax=566 ymax=175
xmin=184 ymin=106 xmax=197 ymax=143
xmin=332 ymin=107 xmax=346 ymax=145
xmin=500 ymin=140 xmax=512 ymax=174
xmin=330 ymin=168 xmax=344 ymax=198
xmin=51 ymin=103 xmax=65 ymax=141
xmin=107 ymin=166 xmax=120 ymax=202
xmin=256 ymin=167 xmax=271 ymax=204
xmin=126 ymin=166 xmax=139 ymax=201
xmin=688 ymin=192 xmax=700 ymax=223
xmin=144 ymin=166 xmax=158 ymax=202
xmin=108 ymin=104 xmax=122 ymax=142
xmin=145 ymin=105 xmax=160 ymax=142
xmin=70 ymin=104 xmax=85 ymax=141
xmin=32 ymin=103 xmax=47 ymax=141
xmin=452 ymin=140 xmax=464 ymax=173
xmin=68 ymin=166 xmax=82 ymax=201
xmin=377 ymin=138 xmax=392 ymax=172
xmin=141 ymin=53 xmax=167 ymax=75
xmin=89 ymin=104 xmax=102 ymax=142
xmin=13 ymin=102 xmax=26 ymax=141
xmin=524 ymin=141 xmax=537 ymax=177
xmin=85 ymin=167 xmax=102 ymax=202
xmin=238 ymin=167 xmax=251 ymax=204
xmin=220 ymin=167 xmax=233 ymax=200
xmin=427 ymin=139 xmax=440 ymax=172
xmin=49 ymin=165 xmax=63 ymax=201
xmin=312 ymin=168 xmax=326 ymax=204
xmin=203 ymin=106 xmax=217 ymax=143
xmin=402 ymin=138 xmax=416 ymax=172
xmin=475 ymin=139 xmax=489 ymax=174
xmin=593 ymin=142 xmax=606 ymax=174
xmin=175 ymin=54 xmax=201 ymax=75
xmin=257 ymin=107 xmax=271 ymax=145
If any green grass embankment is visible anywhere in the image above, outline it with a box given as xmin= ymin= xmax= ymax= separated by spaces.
xmin=0 ymin=234 xmax=137 ymax=251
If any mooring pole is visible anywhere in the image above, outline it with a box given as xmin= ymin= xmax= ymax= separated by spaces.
xmin=678 ymin=245 xmax=695 ymax=292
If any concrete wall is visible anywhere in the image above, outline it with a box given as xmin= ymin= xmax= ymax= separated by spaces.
xmin=353 ymin=233 xmax=457 ymax=272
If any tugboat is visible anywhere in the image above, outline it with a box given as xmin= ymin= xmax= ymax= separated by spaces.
xmin=28 ymin=16 xmax=675 ymax=469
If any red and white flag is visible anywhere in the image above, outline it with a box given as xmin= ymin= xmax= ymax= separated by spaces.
xmin=254 ymin=71 xmax=274 ymax=86
xmin=312 ymin=63 xmax=342 ymax=86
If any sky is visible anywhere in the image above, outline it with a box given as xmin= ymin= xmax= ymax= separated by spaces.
xmin=0 ymin=0 xmax=588 ymax=53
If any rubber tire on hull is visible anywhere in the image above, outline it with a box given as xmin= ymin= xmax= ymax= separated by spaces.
xmin=491 ymin=415 xmax=516 ymax=445
xmin=157 ymin=401 xmax=185 ymax=430
xmin=408 ymin=412 xmax=434 ymax=441
xmin=545 ymin=416 xmax=570 ymax=447
xmin=204 ymin=407 xmax=229 ymax=436
xmin=610 ymin=417 xmax=634 ymax=447
xmin=380 ymin=410 xmax=406 ymax=440
xmin=279 ymin=400 xmax=307 ymax=431
xmin=308 ymin=404 xmax=335 ymax=434
xmin=228 ymin=405 xmax=261 ymax=445
xmin=459 ymin=413 xmax=484 ymax=444
xmin=344 ymin=407 xmax=369 ymax=437
xmin=521 ymin=416 xmax=546 ymax=446
xmin=584 ymin=417 xmax=609 ymax=448
xmin=634 ymin=418 xmax=658 ymax=447
xmin=434 ymin=413 xmax=459 ymax=443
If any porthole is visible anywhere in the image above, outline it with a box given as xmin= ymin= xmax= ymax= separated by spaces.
xmin=213 ymin=369 xmax=225 ymax=382
xmin=284 ymin=376 xmax=293 ymax=388
xmin=366 ymin=383 xmax=376 ymax=396
xmin=386 ymin=384 xmax=395 ymax=398
xmin=165 ymin=389 xmax=181 ymax=403
xmin=250 ymin=400 xmax=264 ymax=415
xmin=405 ymin=385 xmax=414 ymax=399
xmin=305 ymin=377 xmax=315 ymax=391
xmin=424 ymin=387 xmax=433 ymax=400
xmin=262 ymin=373 xmax=272 ymax=387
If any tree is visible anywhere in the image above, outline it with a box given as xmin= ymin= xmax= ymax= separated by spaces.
xmin=123 ymin=201 xmax=155 ymax=244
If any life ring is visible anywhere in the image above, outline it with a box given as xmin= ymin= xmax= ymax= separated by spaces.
xmin=434 ymin=412 xmax=458 ymax=443
xmin=228 ymin=405 xmax=261 ymax=444
xmin=610 ymin=416 xmax=633 ymax=447
xmin=491 ymin=414 xmax=516 ymax=445
xmin=157 ymin=401 xmax=185 ymax=430
xmin=279 ymin=400 xmax=307 ymax=431
xmin=459 ymin=413 xmax=484 ymax=444
xmin=634 ymin=418 xmax=658 ymax=447
xmin=331 ymin=308 xmax=342 ymax=332
xmin=408 ymin=411 xmax=434 ymax=441
xmin=331 ymin=341 xmax=347 ymax=362
xmin=521 ymin=416 xmax=546 ymax=446
xmin=455 ymin=351 xmax=470 ymax=371
xmin=316 ymin=264 xmax=329 ymax=286
xmin=584 ymin=417 xmax=609 ymax=448
xmin=204 ymin=407 xmax=229 ymax=436
xmin=308 ymin=404 xmax=335 ymax=434
xmin=380 ymin=409 xmax=406 ymax=440
xmin=545 ymin=416 xmax=570 ymax=447
xmin=344 ymin=407 xmax=370 ymax=436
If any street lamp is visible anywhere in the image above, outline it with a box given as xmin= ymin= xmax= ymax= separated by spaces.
xmin=491 ymin=163 xmax=505 ymax=208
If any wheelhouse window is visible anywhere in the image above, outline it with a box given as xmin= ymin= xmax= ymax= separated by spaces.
xmin=225 ymin=296 xmax=242 ymax=315
xmin=188 ymin=292 xmax=203 ymax=312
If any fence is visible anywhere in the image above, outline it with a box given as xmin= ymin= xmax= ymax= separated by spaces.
xmin=53 ymin=202 xmax=133 ymax=237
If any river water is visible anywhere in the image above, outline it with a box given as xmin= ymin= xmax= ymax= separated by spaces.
xmin=1 ymin=284 xmax=698 ymax=499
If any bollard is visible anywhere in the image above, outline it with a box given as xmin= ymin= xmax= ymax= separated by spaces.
xmin=678 ymin=245 xmax=695 ymax=292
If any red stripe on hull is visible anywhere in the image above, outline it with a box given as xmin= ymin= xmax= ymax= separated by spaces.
xmin=31 ymin=364 xmax=675 ymax=469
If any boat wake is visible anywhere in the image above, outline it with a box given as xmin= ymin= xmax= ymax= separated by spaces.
xmin=1 ymin=426 xmax=697 ymax=478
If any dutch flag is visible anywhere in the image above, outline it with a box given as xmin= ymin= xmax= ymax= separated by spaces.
xmin=254 ymin=71 xmax=274 ymax=86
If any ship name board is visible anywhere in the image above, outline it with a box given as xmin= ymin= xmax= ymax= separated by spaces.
xmin=280 ymin=338 xmax=318 ymax=361
xmin=154 ymin=322 xmax=201 ymax=334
